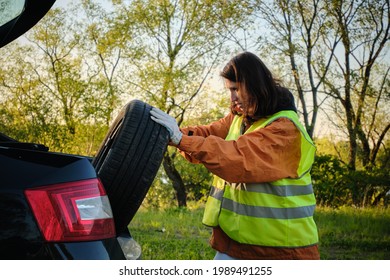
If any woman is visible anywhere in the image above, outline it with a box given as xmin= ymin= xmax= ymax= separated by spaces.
xmin=150 ymin=51 xmax=320 ymax=260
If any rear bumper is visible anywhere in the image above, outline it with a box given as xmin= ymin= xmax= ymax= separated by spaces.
xmin=49 ymin=238 xmax=127 ymax=260
xmin=49 ymin=234 xmax=141 ymax=260
xmin=52 ymin=233 xmax=141 ymax=260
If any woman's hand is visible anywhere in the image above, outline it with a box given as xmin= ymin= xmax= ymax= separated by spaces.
xmin=150 ymin=108 xmax=183 ymax=145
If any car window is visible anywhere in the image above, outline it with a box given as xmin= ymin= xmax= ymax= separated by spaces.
xmin=0 ymin=0 xmax=25 ymax=27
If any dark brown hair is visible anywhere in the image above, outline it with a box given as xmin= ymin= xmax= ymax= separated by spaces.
xmin=221 ymin=52 xmax=296 ymax=122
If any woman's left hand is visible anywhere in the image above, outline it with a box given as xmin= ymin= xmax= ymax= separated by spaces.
xmin=150 ymin=108 xmax=183 ymax=145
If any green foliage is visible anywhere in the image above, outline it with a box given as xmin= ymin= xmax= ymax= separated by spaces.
xmin=130 ymin=206 xmax=390 ymax=260
xmin=144 ymin=152 xmax=212 ymax=209
xmin=0 ymin=2 xmax=124 ymax=154
xmin=344 ymin=169 xmax=390 ymax=207
xmin=312 ymin=154 xmax=390 ymax=208
xmin=143 ymin=168 xmax=177 ymax=209
xmin=175 ymin=154 xmax=212 ymax=201
xmin=0 ymin=115 xmax=108 ymax=156
xmin=312 ymin=154 xmax=350 ymax=207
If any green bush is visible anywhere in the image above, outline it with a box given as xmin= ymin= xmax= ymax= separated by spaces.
xmin=312 ymin=155 xmax=390 ymax=207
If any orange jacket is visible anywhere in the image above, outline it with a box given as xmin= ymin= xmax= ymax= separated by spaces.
xmin=178 ymin=113 xmax=301 ymax=183
xmin=176 ymin=112 xmax=319 ymax=259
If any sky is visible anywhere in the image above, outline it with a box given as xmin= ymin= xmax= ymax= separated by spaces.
xmin=53 ymin=0 xmax=113 ymax=9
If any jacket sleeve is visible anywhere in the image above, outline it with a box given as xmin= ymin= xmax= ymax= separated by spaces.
xmin=177 ymin=113 xmax=234 ymax=164
xmin=177 ymin=117 xmax=301 ymax=183
xmin=180 ymin=113 xmax=233 ymax=138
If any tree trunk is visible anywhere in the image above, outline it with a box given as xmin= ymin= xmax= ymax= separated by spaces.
xmin=162 ymin=152 xmax=187 ymax=207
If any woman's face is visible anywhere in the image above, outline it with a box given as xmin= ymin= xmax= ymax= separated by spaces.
xmin=225 ymin=79 xmax=244 ymax=114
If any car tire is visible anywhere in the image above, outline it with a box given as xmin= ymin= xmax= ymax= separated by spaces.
xmin=93 ymin=99 xmax=169 ymax=233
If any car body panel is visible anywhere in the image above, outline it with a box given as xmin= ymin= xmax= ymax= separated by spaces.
xmin=0 ymin=147 xmax=127 ymax=260
xmin=0 ymin=147 xmax=97 ymax=189
xmin=51 ymin=239 xmax=126 ymax=260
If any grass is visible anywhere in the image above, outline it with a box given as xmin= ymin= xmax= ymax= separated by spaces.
xmin=129 ymin=206 xmax=390 ymax=260
xmin=130 ymin=206 xmax=214 ymax=260
xmin=314 ymin=206 xmax=390 ymax=259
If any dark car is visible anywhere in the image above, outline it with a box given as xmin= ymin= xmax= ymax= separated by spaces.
xmin=0 ymin=0 xmax=168 ymax=259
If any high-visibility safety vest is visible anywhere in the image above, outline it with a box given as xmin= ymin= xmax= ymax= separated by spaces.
xmin=202 ymin=111 xmax=318 ymax=247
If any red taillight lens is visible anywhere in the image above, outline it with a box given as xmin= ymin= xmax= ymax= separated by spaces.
xmin=25 ymin=178 xmax=116 ymax=242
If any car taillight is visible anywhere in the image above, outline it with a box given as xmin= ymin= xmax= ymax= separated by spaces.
xmin=25 ymin=178 xmax=116 ymax=242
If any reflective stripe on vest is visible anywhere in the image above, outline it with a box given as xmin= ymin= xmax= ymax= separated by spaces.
xmin=207 ymin=183 xmax=315 ymax=219
xmin=202 ymin=111 xmax=319 ymax=247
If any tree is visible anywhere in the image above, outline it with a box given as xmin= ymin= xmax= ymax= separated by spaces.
xmin=111 ymin=0 xmax=255 ymax=206
xmin=0 ymin=44 xmax=63 ymax=148
xmin=0 ymin=8 xmax=86 ymax=152
xmin=0 ymin=3 xmax=128 ymax=155
xmin=324 ymin=0 xmax=389 ymax=170
xmin=255 ymin=0 xmax=337 ymax=138
xmin=81 ymin=0 xmax=125 ymax=127
xmin=26 ymin=8 xmax=88 ymax=138
xmin=255 ymin=0 xmax=389 ymax=170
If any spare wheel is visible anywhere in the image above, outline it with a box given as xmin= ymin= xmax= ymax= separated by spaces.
xmin=93 ymin=99 xmax=169 ymax=233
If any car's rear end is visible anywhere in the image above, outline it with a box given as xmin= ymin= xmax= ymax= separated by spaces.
xmin=0 ymin=143 xmax=140 ymax=260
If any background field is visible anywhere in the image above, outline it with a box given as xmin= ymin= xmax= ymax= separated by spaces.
xmin=130 ymin=206 xmax=390 ymax=260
